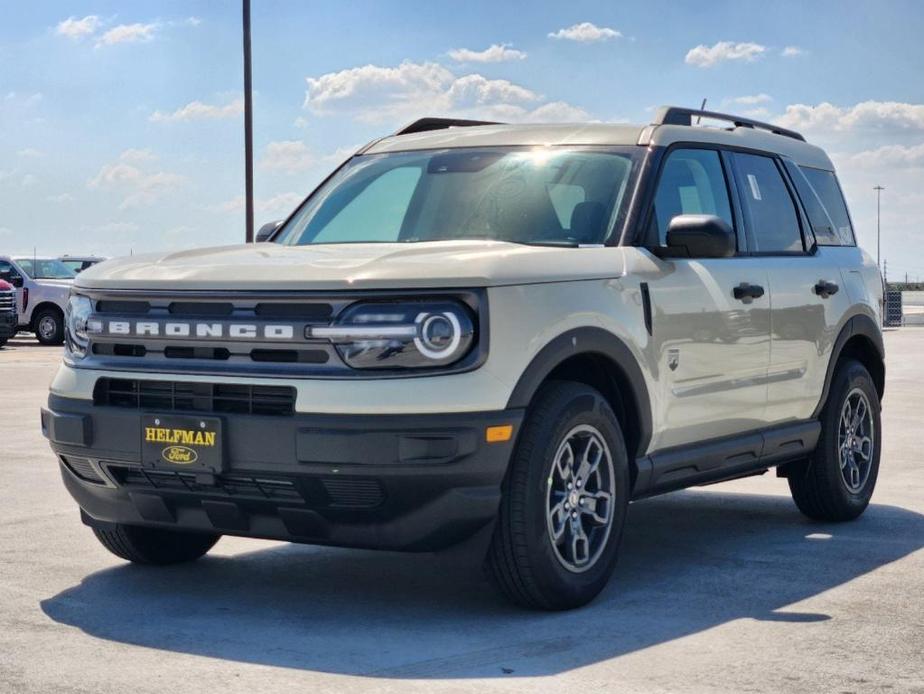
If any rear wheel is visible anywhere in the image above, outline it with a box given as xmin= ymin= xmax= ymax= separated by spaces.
xmin=34 ymin=307 xmax=64 ymax=345
xmin=788 ymin=359 xmax=881 ymax=521
xmin=92 ymin=523 xmax=220 ymax=565
xmin=486 ymin=381 xmax=630 ymax=610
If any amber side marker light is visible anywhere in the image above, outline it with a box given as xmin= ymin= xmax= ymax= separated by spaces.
xmin=485 ymin=425 xmax=514 ymax=443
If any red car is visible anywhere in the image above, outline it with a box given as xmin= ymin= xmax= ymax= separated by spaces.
xmin=0 ymin=278 xmax=16 ymax=347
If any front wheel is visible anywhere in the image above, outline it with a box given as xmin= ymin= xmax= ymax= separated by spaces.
xmin=486 ymin=381 xmax=630 ymax=610
xmin=92 ymin=523 xmax=220 ymax=565
xmin=33 ymin=307 xmax=64 ymax=345
xmin=788 ymin=359 xmax=881 ymax=521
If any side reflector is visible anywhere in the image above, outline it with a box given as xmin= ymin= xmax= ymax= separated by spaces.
xmin=485 ymin=425 xmax=513 ymax=443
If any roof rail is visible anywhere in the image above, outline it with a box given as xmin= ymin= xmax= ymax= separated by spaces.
xmin=394 ymin=117 xmax=503 ymax=136
xmin=652 ymin=105 xmax=805 ymax=142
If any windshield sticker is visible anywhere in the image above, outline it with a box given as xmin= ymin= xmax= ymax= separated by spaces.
xmin=747 ymin=174 xmax=762 ymax=201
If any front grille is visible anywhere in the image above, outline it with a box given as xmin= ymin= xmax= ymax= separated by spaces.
xmin=60 ymin=455 xmax=106 ymax=484
xmin=0 ymin=291 xmax=14 ymax=313
xmin=94 ymin=377 xmax=296 ymax=416
xmin=107 ymin=465 xmax=302 ymax=501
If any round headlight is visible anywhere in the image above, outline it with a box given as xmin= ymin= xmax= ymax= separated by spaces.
xmin=415 ymin=311 xmax=461 ymax=359
xmin=65 ymin=294 xmax=93 ymax=358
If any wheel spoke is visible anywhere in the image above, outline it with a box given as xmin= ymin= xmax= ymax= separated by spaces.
xmin=570 ymin=518 xmax=590 ymax=567
xmin=555 ymin=442 xmax=575 ymax=481
xmin=574 ymin=438 xmax=603 ymax=485
xmin=549 ymin=500 xmax=568 ymax=543
xmin=580 ymin=490 xmax=612 ymax=525
xmin=855 ymin=436 xmax=873 ymax=461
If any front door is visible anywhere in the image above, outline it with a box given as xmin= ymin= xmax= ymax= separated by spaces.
xmin=643 ymin=147 xmax=771 ymax=451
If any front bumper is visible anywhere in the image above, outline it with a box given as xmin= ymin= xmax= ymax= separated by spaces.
xmin=42 ymin=395 xmax=523 ymax=551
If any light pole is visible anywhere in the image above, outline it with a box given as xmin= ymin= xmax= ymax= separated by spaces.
xmin=243 ymin=0 xmax=254 ymax=243
xmin=874 ymin=185 xmax=884 ymax=272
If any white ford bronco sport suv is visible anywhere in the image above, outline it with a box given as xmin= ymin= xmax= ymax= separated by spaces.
xmin=43 ymin=107 xmax=884 ymax=610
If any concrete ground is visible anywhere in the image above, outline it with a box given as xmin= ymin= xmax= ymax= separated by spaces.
xmin=1 ymin=331 xmax=922 ymax=694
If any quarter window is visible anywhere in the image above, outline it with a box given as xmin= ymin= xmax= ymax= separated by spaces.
xmin=650 ymin=149 xmax=734 ymax=246
xmin=732 ymin=153 xmax=804 ymax=253
xmin=800 ymin=167 xmax=856 ymax=246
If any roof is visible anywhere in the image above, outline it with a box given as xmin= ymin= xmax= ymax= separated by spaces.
xmin=363 ymin=119 xmax=833 ymax=170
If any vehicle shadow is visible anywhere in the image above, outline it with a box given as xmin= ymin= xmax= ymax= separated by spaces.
xmin=40 ymin=489 xmax=924 ymax=678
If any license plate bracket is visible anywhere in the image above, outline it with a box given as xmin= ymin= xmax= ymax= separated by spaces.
xmin=141 ymin=414 xmax=224 ymax=473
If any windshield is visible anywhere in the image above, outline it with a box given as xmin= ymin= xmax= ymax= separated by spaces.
xmin=15 ymin=258 xmax=76 ymax=280
xmin=276 ymin=147 xmax=640 ymax=247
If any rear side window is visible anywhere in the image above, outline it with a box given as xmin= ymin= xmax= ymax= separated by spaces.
xmin=800 ymin=167 xmax=856 ymax=246
xmin=732 ymin=153 xmax=804 ymax=253
xmin=650 ymin=149 xmax=734 ymax=245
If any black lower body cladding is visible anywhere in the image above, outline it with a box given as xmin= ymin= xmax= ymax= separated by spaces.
xmin=43 ymin=394 xmax=524 ymax=552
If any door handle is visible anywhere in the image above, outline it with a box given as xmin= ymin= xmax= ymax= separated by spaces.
xmin=733 ymin=282 xmax=765 ymax=304
xmin=814 ymin=280 xmax=839 ymax=299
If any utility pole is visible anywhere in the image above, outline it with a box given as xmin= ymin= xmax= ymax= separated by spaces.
xmin=243 ymin=0 xmax=254 ymax=243
xmin=874 ymin=185 xmax=885 ymax=272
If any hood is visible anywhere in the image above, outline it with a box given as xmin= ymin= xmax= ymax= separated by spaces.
xmin=75 ymin=241 xmax=630 ymax=292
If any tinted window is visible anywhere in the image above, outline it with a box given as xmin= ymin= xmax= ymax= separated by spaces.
xmin=733 ymin=153 xmax=803 ymax=253
xmin=651 ymin=149 xmax=734 ymax=245
xmin=800 ymin=167 xmax=856 ymax=246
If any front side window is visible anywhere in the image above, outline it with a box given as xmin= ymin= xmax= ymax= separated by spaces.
xmin=800 ymin=167 xmax=856 ymax=246
xmin=15 ymin=258 xmax=76 ymax=280
xmin=732 ymin=153 xmax=804 ymax=253
xmin=650 ymin=148 xmax=734 ymax=245
xmin=276 ymin=147 xmax=639 ymax=247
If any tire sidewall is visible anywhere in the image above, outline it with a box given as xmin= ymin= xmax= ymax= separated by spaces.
xmin=517 ymin=384 xmax=630 ymax=607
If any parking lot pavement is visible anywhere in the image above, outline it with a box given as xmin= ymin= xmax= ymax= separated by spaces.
xmin=1 ymin=331 xmax=922 ymax=694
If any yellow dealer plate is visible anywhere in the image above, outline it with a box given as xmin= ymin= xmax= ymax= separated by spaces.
xmin=141 ymin=414 xmax=224 ymax=473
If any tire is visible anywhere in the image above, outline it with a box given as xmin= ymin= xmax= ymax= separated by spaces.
xmin=0 ymin=338 xmax=6 ymax=349
xmin=92 ymin=524 xmax=220 ymax=565
xmin=33 ymin=307 xmax=64 ymax=345
xmin=486 ymin=381 xmax=630 ymax=610
xmin=788 ymin=359 xmax=881 ymax=521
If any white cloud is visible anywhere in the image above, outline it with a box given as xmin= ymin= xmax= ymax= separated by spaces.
xmin=548 ymin=22 xmax=621 ymax=42
xmin=518 ymin=101 xmax=591 ymax=122
xmin=88 ymin=151 xmax=185 ymax=210
xmin=448 ymin=43 xmax=527 ymax=63
xmin=0 ymin=227 xmax=11 ymax=237
xmin=119 ymin=148 xmax=157 ymax=163
xmin=96 ymin=23 xmax=158 ymax=47
xmin=186 ymin=17 xmax=202 ymax=27
xmin=260 ymin=141 xmax=315 ymax=173
xmin=302 ymin=60 xmax=585 ymax=124
xmin=47 ymin=193 xmax=75 ymax=203
xmin=685 ymin=41 xmax=766 ymax=67
xmin=732 ymin=93 xmax=773 ymax=105
xmin=847 ymin=143 xmax=924 ymax=169
xmin=17 ymin=148 xmax=44 ymax=158
xmin=21 ymin=174 xmax=38 ymax=187
xmin=777 ymin=101 xmax=924 ymax=132
xmin=56 ymin=15 xmax=101 ymax=39
xmin=781 ymin=46 xmax=804 ymax=57
xmin=150 ymin=97 xmax=244 ymax=123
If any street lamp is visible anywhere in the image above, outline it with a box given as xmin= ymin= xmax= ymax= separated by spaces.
xmin=243 ymin=0 xmax=254 ymax=243
xmin=874 ymin=185 xmax=884 ymax=272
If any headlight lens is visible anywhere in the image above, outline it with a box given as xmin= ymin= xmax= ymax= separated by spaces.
xmin=65 ymin=294 xmax=93 ymax=358
xmin=310 ymin=301 xmax=475 ymax=369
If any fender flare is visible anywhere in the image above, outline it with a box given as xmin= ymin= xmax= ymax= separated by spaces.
xmin=811 ymin=313 xmax=885 ymax=419
xmin=505 ymin=327 xmax=653 ymax=457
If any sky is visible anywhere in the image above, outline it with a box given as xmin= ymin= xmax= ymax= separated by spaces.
xmin=1 ymin=0 xmax=923 ymax=279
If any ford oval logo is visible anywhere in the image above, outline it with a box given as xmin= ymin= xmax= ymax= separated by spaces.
xmin=162 ymin=445 xmax=198 ymax=465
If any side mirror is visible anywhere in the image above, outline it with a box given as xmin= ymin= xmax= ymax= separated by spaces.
xmin=662 ymin=214 xmax=736 ymax=259
xmin=255 ymin=221 xmax=282 ymax=243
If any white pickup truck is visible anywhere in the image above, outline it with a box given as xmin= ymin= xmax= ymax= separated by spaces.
xmin=0 ymin=255 xmax=74 ymax=345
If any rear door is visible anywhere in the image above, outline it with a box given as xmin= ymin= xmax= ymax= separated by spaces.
xmin=728 ymin=152 xmax=852 ymax=423
xmin=644 ymin=147 xmax=771 ymax=450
